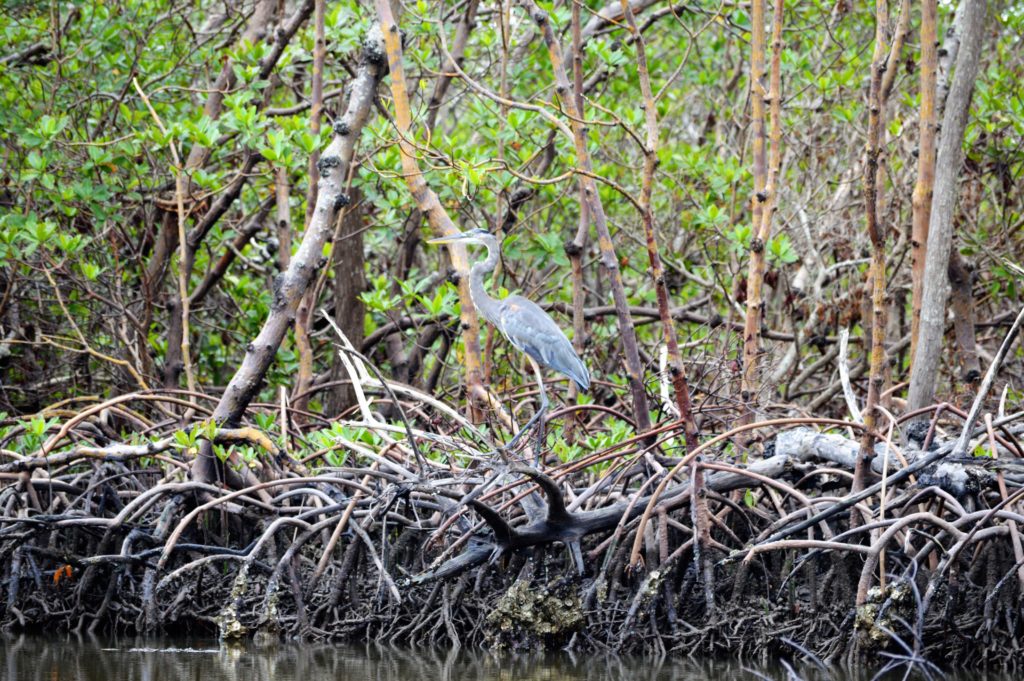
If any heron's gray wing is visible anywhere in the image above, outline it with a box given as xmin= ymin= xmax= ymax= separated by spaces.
xmin=498 ymin=296 xmax=590 ymax=391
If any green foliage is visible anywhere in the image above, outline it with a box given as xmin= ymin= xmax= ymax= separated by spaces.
xmin=7 ymin=415 xmax=61 ymax=454
xmin=767 ymin=234 xmax=799 ymax=267
xmin=0 ymin=0 xmax=1020 ymax=461
xmin=173 ymin=420 xmax=218 ymax=454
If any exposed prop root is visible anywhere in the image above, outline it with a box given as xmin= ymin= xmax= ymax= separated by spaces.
xmin=1 ymin=387 xmax=1023 ymax=670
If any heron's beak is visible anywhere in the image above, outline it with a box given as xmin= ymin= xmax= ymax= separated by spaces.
xmin=426 ymin=234 xmax=467 ymax=245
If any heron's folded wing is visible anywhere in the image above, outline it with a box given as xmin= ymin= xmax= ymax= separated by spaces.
xmin=499 ymin=297 xmax=590 ymax=391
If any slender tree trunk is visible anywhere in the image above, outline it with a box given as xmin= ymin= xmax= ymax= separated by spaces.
xmin=920 ymin=0 xmax=980 ymax=394
xmin=424 ymin=0 xmax=480 ymax=132
xmin=907 ymin=0 xmax=986 ymax=411
xmin=909 ymin=0 xmax=938 ymax=364
xmin=948 ymin=250 xmax=981 ymax=384
xmin=158 ymin=1 xmax=313 ymax=391
xmin=145 ymin=0 xmax=278 ymax=293
xmin=618 ymin=0 xmax=701 ymax=450
xmin=936 ymin=7 xmax=966 ymax=118
xmin=565 ymin=0 xmax=589 ymax=442
xmin=528 ymin=0 xmax=653 ymax=434
xmin=853 ymin=0 xmax=891 ymax=500
xmin=276 ymin=166 xmax=292 ymax=271
xmin=373 ymin=1 xmax=490 ymax=421
xmin=188 ymin=201 xmax=274 ymax=307
xmin=385 ymin=0 xmax=480 ymax=386
xmin=739 ymin=0 xmax=781 ymax=422
xmin=153 ymin=1 xmax=278 ymax=391
xmin=293 ymin=0 xmax=327 ymax=420
xmin=329 ymin=189 xmax=367 ymax=414
xmin=304 ymin=0 xmax=326 ymax=229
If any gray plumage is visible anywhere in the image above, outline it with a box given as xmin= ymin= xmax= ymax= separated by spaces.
xmin=429 ymin=228 xmax=590 ymax=392
xmin=494 ymin=295 xmax=590 ymax=391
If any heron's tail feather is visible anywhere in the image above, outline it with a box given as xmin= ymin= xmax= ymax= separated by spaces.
xmin=565 ymin=353 xmax=590 ymax=392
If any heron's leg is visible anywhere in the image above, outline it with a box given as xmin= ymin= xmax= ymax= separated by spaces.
xmin=499 ymin=357 xmax=549 ymax=455
xmin=529 ymin=356 xmax=549 ymax=460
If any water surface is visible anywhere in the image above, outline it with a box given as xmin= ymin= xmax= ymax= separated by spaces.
xmin=0 ymin=635 xmax=1015 ymax=681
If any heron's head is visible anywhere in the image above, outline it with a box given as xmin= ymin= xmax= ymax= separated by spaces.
xmin=425 ymin=228 xmax=495 ymax=247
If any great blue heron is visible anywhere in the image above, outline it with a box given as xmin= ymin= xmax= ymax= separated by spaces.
xmin=427 ymin=228 xmax=589 ymax=450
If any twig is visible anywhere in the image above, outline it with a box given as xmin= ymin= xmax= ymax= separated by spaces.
xmin=838 ymin=328 xmax=862 ymax=423
xmin=955 ymin=303 xmax=1024 ymax=455
xmin=132 ymin=78 xmax=197 ymax=402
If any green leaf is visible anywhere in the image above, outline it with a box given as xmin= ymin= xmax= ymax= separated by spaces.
xmin=79 ymin=262 xmax=102 ymax=281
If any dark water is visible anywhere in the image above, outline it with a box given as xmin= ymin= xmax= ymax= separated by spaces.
xmin=0 ymin=635 xmax=1015 ymax=681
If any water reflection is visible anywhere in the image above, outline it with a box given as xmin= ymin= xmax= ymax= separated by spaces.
xmin=0 ymin=635 xmax=1013 ymax=681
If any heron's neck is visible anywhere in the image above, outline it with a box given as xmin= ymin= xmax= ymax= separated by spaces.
xmin=468 ymin=238 xmax=501 ymax=325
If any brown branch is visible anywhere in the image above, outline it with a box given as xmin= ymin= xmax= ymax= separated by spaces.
xmin=948 ymin=250 xmax=981 ymax=383
xmin=425 ymin=0 xmax=481 ymax=132
xmin=618 ymin=0 xmax=700 ymax=451
xmin=189 ymin=199 xmax=274 ymax=307
xmin=142 ymin=0 xmax=278 ymax=294
xmin=293 ymin=0 xmax=328 ymax=420
xmin=132 ymin=78 xmax=197 ymax=400
xmin=528 ymin=0 xmax=652 ymax=435
xmin=909 ymin=0 xmax=939 ymax=364
xmin=566 ymin=0 xmax=589 ymax=439
xmin=853 ymin=0 xmax=890 ymax=504
xmin=740 ymin=0 xmax=783 ymax=421
xmin=373 ymin=0 xmax=488 ymax=420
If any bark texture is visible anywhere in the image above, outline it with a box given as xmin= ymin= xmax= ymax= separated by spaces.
xmin=330 ymin=189 xmax=367 ymax=415
xmin=909 ymin=0 xmax=938 ymax=362
xmin=907 ymin=0 xmax=985 ymax=411
xmin=191 ymin=31 xmax=386 ymax=485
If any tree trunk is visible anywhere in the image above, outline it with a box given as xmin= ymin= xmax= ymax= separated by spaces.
xmin=191 ymin=31 xmax=385 ymax=486
xmin=948 ymin=250 xmax=981 ymax=385
xmin=292 ymin=0 xmax=328 ymax=420
xmin=908 ymin=0 xmax=938 ymax=363
xmin=373 ymin=0 xmax=489 ymax=424
xmin=739 ymin=0 xmax=781 ymax=422
xmin=529 ymin=0 xmax=653 ymax=434
xmin=144 ymin=0 xmax=278 ymax=294
xmin=853 ymin=0 xmax=890 ymax=501
xmin=329 ymin=189 xmax=367 ymax=415
xmin=906 ymin=0 xmax=986 ymax=411
xmin=619 ymin=0 xmax=703 ymax=451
